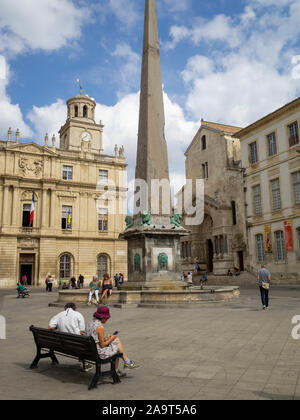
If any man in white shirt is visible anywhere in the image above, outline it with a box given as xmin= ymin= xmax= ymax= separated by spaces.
xmin=48 ymin=303 xmax=85 ymax=335
xmin=48 ymin=303 xmax=92 ymax=371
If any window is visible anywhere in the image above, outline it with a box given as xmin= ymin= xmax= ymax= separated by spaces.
xmin=292 ymin=171 xmax=300 ymax=205
xmin=60 ymin=254 xmax=71 ymax=278
xmin=256 ymin=234 xmax=264 ymax=263
xmin=275 ymin=231 xmax=285 ymax=261
xmin=98 ymin=208 xmax=108 ymax=231
xmin=231 ymin=201 xmax=237 ymax=225
xmin=99 ymin=169 xmax=108 ymax=184
xmin=22 ymin=204 xmax=32 ymax=227
xmin=97 ymin=255 xmax=108 ymax=279
xmin=62 ymin=206 xmax=72 ymax=230
xmin=271 ymin=179 xmax=281 ymax=211
xmin=253 ymin=185 xmax=262 ymax=215
xmin=74 ymin=105 xmax=78 ymax=117
xmin=288 ymin=122 xmax=299 ymax=147
xmin=267 ymin=132 xmax=277 ymax=156
xmin=201 ymin=135 xmax=206 ymax=150
xmin=249 ymin=142 xmax=258 ymax=164
xmin=83 ymin=105 xmax=88 ymax=118
xmin=62 ymin=165 xmax=73 ymax=180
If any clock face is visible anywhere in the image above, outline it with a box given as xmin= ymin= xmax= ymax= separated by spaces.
xmin=82 ymin=131 xmax=91 ymax=142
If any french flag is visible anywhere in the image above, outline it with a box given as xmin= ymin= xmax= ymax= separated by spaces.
xmin=30 ymin=192 xmax=35 ymax=226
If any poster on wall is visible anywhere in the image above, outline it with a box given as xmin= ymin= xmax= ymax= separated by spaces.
xmin=264 ymin=225 xmax=272 ymax=253
xmin=284 ymin=220 xmax=294 ymax=252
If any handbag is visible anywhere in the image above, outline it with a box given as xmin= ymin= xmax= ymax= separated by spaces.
xmin=262 ymin=281 xmax=270 ymax=290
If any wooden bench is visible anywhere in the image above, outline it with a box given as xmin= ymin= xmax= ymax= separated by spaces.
xmin=29 ymin=325 xmax=123 ymax=390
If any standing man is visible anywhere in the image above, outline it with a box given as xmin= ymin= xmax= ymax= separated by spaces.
xmin=258 ymin=265 xmax=271 ymax=310
xmin=114 ymin=273 xmax=119 ymax=289
xmin=78 ymin=274 xmax=84 ymax=289
xmin=47 ymin=274 xmax=54 ymax=292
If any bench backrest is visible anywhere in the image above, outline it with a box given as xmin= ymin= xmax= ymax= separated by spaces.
xmin=30 ymin=326 xmax=99 ymax=362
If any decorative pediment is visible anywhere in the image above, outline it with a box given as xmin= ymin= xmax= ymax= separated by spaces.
xmin=6 ymin=142 xmax=57 ymax=156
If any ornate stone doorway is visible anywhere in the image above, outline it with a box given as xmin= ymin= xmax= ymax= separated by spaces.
xmin=19 ymin=253 xmax=35 ymax=285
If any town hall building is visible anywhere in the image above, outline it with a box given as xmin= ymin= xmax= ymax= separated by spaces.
xmin=0 ymin=93 xmax=127 ymax=287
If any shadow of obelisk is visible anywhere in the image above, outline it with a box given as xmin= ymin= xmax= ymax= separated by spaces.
xmin=120 ymin=0 xmax=189 ymax=291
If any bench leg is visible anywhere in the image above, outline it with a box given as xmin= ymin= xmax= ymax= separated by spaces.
xmin=30 ymin=349 xmax=41 ymax=369
xmin=111 ymin=359 xmax=121 ymax=384
xmin=50 ymin=351 xmax=59 ymax=365
xmin=88 ymin=363 xmax=101 ymax=390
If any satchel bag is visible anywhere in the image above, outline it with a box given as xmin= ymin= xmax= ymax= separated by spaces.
xmin=262 ymin=281 xmax=270 ymax=290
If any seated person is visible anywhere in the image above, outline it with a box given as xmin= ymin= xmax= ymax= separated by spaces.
xmin=86 ymin=306 xmax=137 ymax=377
xmin=17 ymin=282 xmax=30 ymax=296
xmin=101 ymin=274 xmax=113 ymax=305
xmin=234 ymin=267 xmax=241 ymax=276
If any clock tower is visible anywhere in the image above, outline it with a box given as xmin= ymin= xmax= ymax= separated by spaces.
xmin=59 ymin=93 xmax=104 ymax=153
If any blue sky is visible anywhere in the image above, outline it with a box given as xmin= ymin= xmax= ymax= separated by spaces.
xmin=1 ymin=0 xmax=300 ymax=188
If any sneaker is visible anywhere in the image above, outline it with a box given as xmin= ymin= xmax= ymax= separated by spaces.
xmin=263 ymin=306 xmax=266 ymax=310
xmin=124 ymin=360 xmax=137 ymax=369
xmin=117 ymin=369 xmax=127 ymax=378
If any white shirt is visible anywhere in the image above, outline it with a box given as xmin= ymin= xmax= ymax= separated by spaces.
xmin=49 ymin=308 xmax=85 ymax=335
xmin=188 ymin=273 xmax=193 ymax=284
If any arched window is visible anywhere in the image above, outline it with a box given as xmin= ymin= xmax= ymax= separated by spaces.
xmin=275 ymin=231 xmax=285 ymax=261
xmin=83 ymin=105 xmax=88 ymax=118
xmin=201 ymin=135 xmax=206 ymax=150
xmin=97 ymin=254 xmax=109 ymax=279
xmin=74 ymin=105 xmax=78 ymax=117
xmin=158 ymin=253 xmax=168 ymax=271
xmin=255 ymin=234 xmax=264 ymax=263
xmin=60 ymin=254 xmax=71 ymax=278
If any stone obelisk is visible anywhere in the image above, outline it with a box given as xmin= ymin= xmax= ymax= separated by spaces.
xmin=120 ymin=0 xmax=188 ymax=291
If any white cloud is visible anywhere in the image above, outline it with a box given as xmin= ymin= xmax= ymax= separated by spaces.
xmin=108 ymin=0 xmax=140 ymax=29
xmin=161 ymin=0 xmax=191 ymax=13
xmin=179 ymin=1 xmax=300 ymax=127
xmin=27 ymin=99 xmax=66 ymax=144
xmin=0 ymin=0 xmax=89 ymax=56
xmin=111 ymin=43 xmax=141 ymax=98
xmin=0 ymin=56 xmax=33 ymax=139
xmin=165 ymin=14 xmax=242 ymax=50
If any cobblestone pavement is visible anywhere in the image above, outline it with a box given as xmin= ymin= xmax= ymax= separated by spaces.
xmin=1 ymin=285 xmax=300 ymax=400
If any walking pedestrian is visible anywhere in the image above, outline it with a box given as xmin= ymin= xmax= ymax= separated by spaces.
xmin=45 ymin=275 xmax=49 ymax=291
xmin=258 ymin=265 xmax=271 ymax=310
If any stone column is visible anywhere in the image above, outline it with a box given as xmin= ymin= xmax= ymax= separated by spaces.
xmin=12 ymin=186 xmax=19 ymax=226
xmin=50 ymin=189 xmax=56 ymax=227
xmin=42 ymin=189 xmax=48 ymax=227
xmin=2 ymin=185 xmax=9 ymax=226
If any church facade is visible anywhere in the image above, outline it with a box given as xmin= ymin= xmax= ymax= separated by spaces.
xmin=0 ymin=93 xmax=127 ymax=287
xmin=180 ymin=120 xmax=248 ymax=275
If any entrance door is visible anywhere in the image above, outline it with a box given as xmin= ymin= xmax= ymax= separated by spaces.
xmin=238 ymin=251 xmax=244 ymax=272
xmin=19 ymin=254 xmax=35 ymax=285
xmin=20 ymin=265 xmax=33 ymax=285
xmin=207 ymin=239 xmax=214 ymax=273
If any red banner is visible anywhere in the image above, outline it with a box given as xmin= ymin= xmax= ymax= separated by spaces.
xmin=284 ymin=220 xmax=294 ymax=252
